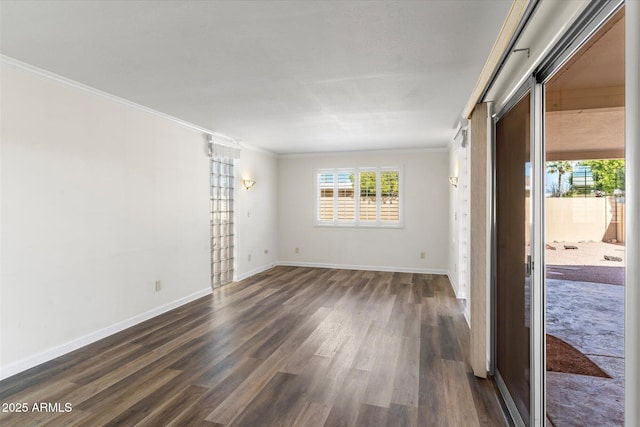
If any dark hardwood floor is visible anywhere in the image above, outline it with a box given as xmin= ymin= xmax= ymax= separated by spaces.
xmin=0 ymin=266 xmax=507 ymax=426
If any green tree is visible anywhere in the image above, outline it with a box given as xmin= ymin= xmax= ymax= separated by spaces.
xmin=358 ymin=171 xmax=376 ymax=201
xmin=546 ymin=161 xmax=572 ymax=197
xmin=579 ymin=159 xmax=625 ymax=194
xmin=380 ymin=171 xmax=399 ymax=203
xmin=353 ymin=171 xmax=398 ymax=202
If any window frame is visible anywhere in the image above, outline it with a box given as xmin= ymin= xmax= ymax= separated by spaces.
xmin=315 ymin=166 xmax=404 ymax=228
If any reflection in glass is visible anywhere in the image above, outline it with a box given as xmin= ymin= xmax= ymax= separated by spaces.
xmin=495 ymin=93 xmax=531 ymax=425
xmin=544 ymin=7 xmax=625 ymax=425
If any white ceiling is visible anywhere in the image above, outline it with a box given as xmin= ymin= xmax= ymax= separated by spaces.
xmin=0 ymin=0 xmax=512 ymax=154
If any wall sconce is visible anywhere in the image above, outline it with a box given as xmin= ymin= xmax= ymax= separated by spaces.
xmin=242 ymin=179 xmax=256 ymax=190
xmin=448 ymin=177 xmax=459 ymax=188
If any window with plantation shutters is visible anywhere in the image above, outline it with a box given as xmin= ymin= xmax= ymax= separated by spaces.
xmin=316 ymin=167 xmax=402 ymax=227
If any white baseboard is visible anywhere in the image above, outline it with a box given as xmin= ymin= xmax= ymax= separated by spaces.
xmin=235 ymin=263 xmax=276 ymax=282
xmin=447 ymin=272 xmax=468 ymax=300
xmin=447 ymin=272 xmax=459 ymax=295
xmin=0 ymin=287 xmax=212 ymax=381
xmin=463 ymin=306 xmax=471 ymax=327
xmin=447 ymin=272 xmax=470 ymax=327
xmin=276 ymin=261 xmax=447 ymax=275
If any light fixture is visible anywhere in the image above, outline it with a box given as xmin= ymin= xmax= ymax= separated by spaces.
xmin=242 ymin=179 xmax=256 ymax=190
xmin=448 ymin=176 xmax=459 ymax=187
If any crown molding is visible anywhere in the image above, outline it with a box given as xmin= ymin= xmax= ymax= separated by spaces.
xmin=1 ymin=55 xmax=226 ymax=140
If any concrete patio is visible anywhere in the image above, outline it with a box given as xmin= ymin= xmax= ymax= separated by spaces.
xmin=545 ymin=242 xmax=625 ymax=426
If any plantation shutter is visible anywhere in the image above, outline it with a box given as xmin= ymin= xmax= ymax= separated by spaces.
xmin=380 ymin=170 xmax=400 ymax=221
xmin=359 ymin=170 xmax=377 ymax=222
xmin=317 ymin=171 xmax=334 ymax=222
xmin=336 ymin=172 xmax=355 ymax=221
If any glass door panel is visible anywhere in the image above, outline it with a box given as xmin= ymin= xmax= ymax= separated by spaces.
xmin=544 ymin=6 xmax=625 ymax=425
xmin=495 ymin=92 xmax=531 ymax=425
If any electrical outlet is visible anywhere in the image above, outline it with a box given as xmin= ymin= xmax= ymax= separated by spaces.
xmin=295 ymin=247 xmax=300 ymax=254
xmin=248 ymin=254 xmax=252 ymax=262
xmin=420 ymin=251 xmax=426 ymax=259
xmin=155 ymin=280 xmax=161 ymax=292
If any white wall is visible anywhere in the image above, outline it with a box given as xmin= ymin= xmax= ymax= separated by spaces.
xmin=236 ymin=149 xmax=279 ymax=279
xmin=0 ymin=63 xmax=211 ymax=377
xmin=277 ymin=150 xmax=449 ymax=273
xmin=448 ymin=144 xmax=459 ymax=290
xmin=457 ymin=138 xmax=471 ymax=312
xmin=449 ymin=132 xmax=471 ymax=313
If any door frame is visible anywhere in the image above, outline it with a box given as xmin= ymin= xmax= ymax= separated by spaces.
xmin=491 ymin=77 xmax=545 ymax=427
xmin=490 ymin=1 xmax=628 ymax=425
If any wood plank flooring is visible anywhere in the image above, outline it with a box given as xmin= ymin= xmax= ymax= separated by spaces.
xmin=0 ymin=266 xmax=507 ymax=426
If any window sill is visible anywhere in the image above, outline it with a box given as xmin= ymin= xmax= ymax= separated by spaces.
xmin=314 ymin=222 xmax=404 ymax=229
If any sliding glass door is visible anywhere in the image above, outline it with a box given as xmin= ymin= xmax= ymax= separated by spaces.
xmin=493 ymin=2 xmax=625 ymax=425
